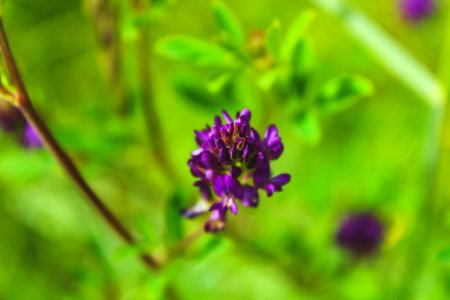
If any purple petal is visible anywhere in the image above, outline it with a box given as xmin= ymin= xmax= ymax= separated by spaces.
xmin=229 ymin=144 xmax=238 ymax=160
xmin=0 ymin=102 xmax=24 ymax=132
xmin=210 ymin=200 xmax=226 ymax=212
xmin=222 ymin=110 xmax=233 ymax=124
xmin=204 ymin=210 xmax=226 ymax=232
xmin=188 ymin=159 xmax=203 ymax=177
xmin=194 ymin=180 xmax=212 ymax=200
xmin=181 ymin=200 xmax=209 ymax=218
xmin=400 ymin=0 xmax=435 ymax=22
xmin=253 ymin=155 xmax=271 ymax=188
xmin=224 ymin=175 xmax=243 ymax=199
xmin=271 ymin=174 xmax=291 ymax=187
xmin=241 ymin=186 xmax=259 ymax=207
xmin=218 ymin=147 xmax=231 ymax=165
xmin=230 ymin=166 xmax=242 ymax=178
xmin=239 ymin=108 xmax=251 ymax=123
xmin=265 ymin=183 xmax=276 ymax=196
xmin=22 ymin=123 xmax=43 ymax=149
xmin=213 ymin=175 xmax=226 ymax=197
xmin=263 ymin=125 xmax=283 ymax=159
xmin=201 ymin=150 xmax=218 ymax=169
xmin=214 ymin=116 xmax=222 ymax=127
xmin=195 ymin=128 xmax=210 ymax=146
xmin=264 ymin=125 xmax=278 ymax=143
xmin=229 ymin=199 xmax=238 ymax=215
xmin=265 ymin=174 xmax=291 ymax=196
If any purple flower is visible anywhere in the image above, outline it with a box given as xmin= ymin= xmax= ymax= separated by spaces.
xmin=182 ymin=108 xmax=290 ymax=232
xmin=22 ymin=123 xmax=43 ymax=149
xmin=0 ymin=101 xmax=24 ymax=132
xmin=1 ymin=101 xmax=42 ymax=150
xmin=399 ymin=0 xmax=435 ymax=22
xmin=336 ymin=212 xmax=384 ymax=256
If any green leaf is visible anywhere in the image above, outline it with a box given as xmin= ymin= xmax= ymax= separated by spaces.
xmin=315 ymin=75 xmax=373 ymax=112
xmin=207 ymin=72 xmax=233 ymax=93
xmin=436 ymin=248 xmax=450 ymax=264
xmin=290 ymin=38 xmax=314 ymax=96
xmin=155 ymin=35 xmax=237 ymax=68
xmin=258 ymin=68 xmax=280 ymax=91
xmin=174 ymin=75 xmax=222 ymax=111
xmin=281 ymin=10 xmax=315 ymax=61
xmin=295 ymin=110 xmax=321 ymax=144
xmin=265 ymin=19 xmax=282 ymax=61
xmin=194 ymin=236 xmax=226 ymax=260
xmin=311 ymin=0 xmax=442 ymax=107
xmin=212 ymin=1 xmax=245 ymax=47
xmin=165 ymin=188 xmax=186 ymax=245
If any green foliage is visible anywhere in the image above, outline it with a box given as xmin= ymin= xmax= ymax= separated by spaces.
xmin=315 ymin=75 xmax=373 ymax=112
xmin=174 ymin=74 xmax=223 ymax=110
xmin=212 ymin=0 xmax=245 ymax=48
xmin=0 ymin=0 xmax=447 ymax=299
xmin=265 ymin=19 xmax=282 ymax=62
xmin=281 ymin=10 xmax=315 ymax=62
xmin=165 ymin=188 xmax=185 ymax=245
xmin=156 ymin=35 xmax=238 ymax=68
xmin=290 ymin=38 xmax=314 ymax=96
xmin=295 ymin=110 xmax=321 ymax=144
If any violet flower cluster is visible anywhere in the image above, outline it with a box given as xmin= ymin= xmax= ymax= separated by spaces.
xmin=399 ymin=0 xmax=435 ymax=22
xmin=0 ymin=101 xmax=43 ymax=149
xmin=336 ymin=212 xmax=384 ymax=257
xmin=182 ymin=108 xmax=290 ymax=232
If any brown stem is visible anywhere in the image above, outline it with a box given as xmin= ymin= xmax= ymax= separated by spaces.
xmin=0 ymin=19 xmax=160 ymax=271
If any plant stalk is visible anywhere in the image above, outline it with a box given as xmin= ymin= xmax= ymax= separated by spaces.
xmin=0 ymin=19 xmax=160 ymax=271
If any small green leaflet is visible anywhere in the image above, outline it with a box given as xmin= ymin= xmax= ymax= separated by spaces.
xmin=315 ymin=75 xmax=373 ymax=112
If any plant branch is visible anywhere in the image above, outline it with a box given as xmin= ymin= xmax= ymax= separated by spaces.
xmin=0 ymin=19 xmax=160 ymax=271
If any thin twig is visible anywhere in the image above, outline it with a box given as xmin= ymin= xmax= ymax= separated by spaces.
xmin=0 ymin=19 xmax=160 ymax=271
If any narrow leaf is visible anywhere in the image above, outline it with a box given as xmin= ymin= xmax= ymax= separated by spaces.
xmin=165 ymin=188 xmax=185 ymax=245
xmin=290 ymin=38 xmax=314 ymax=96
xmin=207 ymin=72 xmax=233 ymax=93
xmin=265 ymin=19 xmax=282 ymax=61
xmin=155 ymin=35 xmax=237 ymax=68
xmin=281 ymin=10 xmax=315 ymax=61
xmin=315 ymin=75 xmax=373 ymax=112
xmin=212 ymin=1 xmax=245 ymax=47
xmin=295 ymin=109 xmax=321 ymax=144
xmin=174 ymin=75 xmax=222 ymax=110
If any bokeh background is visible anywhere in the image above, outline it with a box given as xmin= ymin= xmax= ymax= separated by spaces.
xmin=0 ymin=0 xmax=449 ymax=299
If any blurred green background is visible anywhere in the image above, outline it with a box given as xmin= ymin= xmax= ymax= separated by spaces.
xmin=0 ymin=0 xmax=449 ymax=299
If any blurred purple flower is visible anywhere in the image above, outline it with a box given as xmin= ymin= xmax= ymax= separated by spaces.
xmin=400 ymin=0 xmax=435 ymax=22
xmin=336 ymin=212 xmax=384 ymax=256
xmin=0 ymin=101 xmax=24 ymax=132
xmin=182 ymin=108 xmax=290 ymax=232
xmin=22 ymin=123 xmax=43 ymax=149
xmin=1 ymin=101 xmax=43 ymax=149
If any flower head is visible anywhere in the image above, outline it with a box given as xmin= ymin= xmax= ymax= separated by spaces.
xmin=399 ymin=0 xmax=435 ymax=22
xmin=0 ymin=101 xmax=24 ymax=132
xmin=0 ymin=100 xmax=43 ymax=149
xmin=336 ymin=212 xmax=384 ymax=256
xmin=182 ymin=108 xmax=290 ymax=232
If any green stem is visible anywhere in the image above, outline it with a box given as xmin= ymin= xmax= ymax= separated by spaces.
xmin=0 ymin=18 xmax=160 ymax=271
xmin=134 ymin=2 xmax=179 ymax=182
xmin=402 ymin=5 xmax=450 ymax=298
xmin=84 ymin=0 xmax=128 ymax=113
